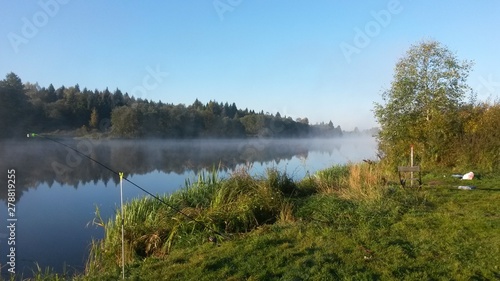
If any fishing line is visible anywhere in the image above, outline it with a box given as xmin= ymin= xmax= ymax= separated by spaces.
xmin=28 ymin=133 xmax=225 ymax=238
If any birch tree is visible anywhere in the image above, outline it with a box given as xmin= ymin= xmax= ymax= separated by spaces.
xmin=374 ymin=40 xmax=473 ymax=166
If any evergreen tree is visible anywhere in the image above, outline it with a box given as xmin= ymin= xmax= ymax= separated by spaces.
xmin=0 ymin=73 xmax=31 ymax=137
xmin=46 ymin=84 xmax=57 ymax=103
xmin=113 ymin=88 xmax=125 ymax=107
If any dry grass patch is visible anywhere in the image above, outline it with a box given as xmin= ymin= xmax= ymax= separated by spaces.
xmin=314 ymin=162 xmax=389 ymax=202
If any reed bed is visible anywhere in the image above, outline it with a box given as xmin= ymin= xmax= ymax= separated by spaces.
xmin=86 ymin=168 xmax=298 ymax=275
xmin=312 ymin=162 xmax=389 ymax=202
xmin=85 ymin=162 xmax=398 ymax=276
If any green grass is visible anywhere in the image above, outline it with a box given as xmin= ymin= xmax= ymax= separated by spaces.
xmin=11 ymin=164 xmax=500 ymax=280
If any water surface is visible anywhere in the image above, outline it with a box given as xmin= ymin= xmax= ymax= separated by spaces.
xmin=0 ymin=137 xmax=377 ymax=276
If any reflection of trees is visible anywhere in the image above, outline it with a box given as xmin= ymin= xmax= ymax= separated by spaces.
xmin=0 ymin=138 xmax=360 ymax=200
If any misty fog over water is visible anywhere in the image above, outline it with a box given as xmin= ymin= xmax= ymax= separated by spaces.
xmin=0 ymin=136 xmax=377 ymax=276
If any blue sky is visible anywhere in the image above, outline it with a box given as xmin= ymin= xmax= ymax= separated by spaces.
xmin=1 ymin=1 xmax=499 ymax=130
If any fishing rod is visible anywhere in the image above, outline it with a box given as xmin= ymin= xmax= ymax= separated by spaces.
xmin=27 ymin=133 xmax=226 ymax=239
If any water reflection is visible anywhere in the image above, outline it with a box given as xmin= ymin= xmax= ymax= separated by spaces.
xmin=0 ymin=137 xmax=374 ymax=201
xmin=0 ymin=136 xmax=377 ymax=276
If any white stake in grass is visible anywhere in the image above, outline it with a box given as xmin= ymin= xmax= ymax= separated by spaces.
xmin=119 ymin=172 xmax=125 ymax=279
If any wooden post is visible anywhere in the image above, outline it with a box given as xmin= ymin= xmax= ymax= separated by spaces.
xmin=410 ymin=145 xmax=414 ymax=186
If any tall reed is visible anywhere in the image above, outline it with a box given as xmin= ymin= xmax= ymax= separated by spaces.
xmin=313 ymin=163 xmax=386 ymax=202
xmin=340 ymin=162 xmax=384 ymax=201
xmin=313 ymin=164 xmax=349 ymax=193
xmin=86 ymin=168 xmax=295 ymax=271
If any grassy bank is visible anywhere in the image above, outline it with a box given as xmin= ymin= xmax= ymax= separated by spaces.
xmin=14 ymin=163 xmax=500 ymax=280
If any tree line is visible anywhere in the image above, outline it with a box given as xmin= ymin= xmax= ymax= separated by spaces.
xmin=0 ymin=73 xmax=343 ymax=139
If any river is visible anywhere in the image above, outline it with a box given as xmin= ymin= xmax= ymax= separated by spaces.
xmin=0 ymin=136 xmax=377 ymax=276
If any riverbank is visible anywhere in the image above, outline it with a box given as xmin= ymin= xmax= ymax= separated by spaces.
xmin=18 ymin=163 xmax=500 ymax=280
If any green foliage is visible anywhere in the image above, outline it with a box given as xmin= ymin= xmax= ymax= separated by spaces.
xmin=240 ymin=114 xmax=266 ymax=136
xmin=110 ymin=106 xmax=140 ymax=137
xmin=452 ymin=101 xmax=500 ymax=172
xmin=265 ymin=168 xmax=298 ymax=196
xmin=374 ymin=40 xmax=498 ymax=171
xmin=0 ymin=72 xmax=344 ymax=139
xmin=314 ymin=164 xmax=350 ymax=191
xmin=374 ymin=40 xmax=474 ymax=168
xmin=0 ymin=72 xmax=32 ymax=137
